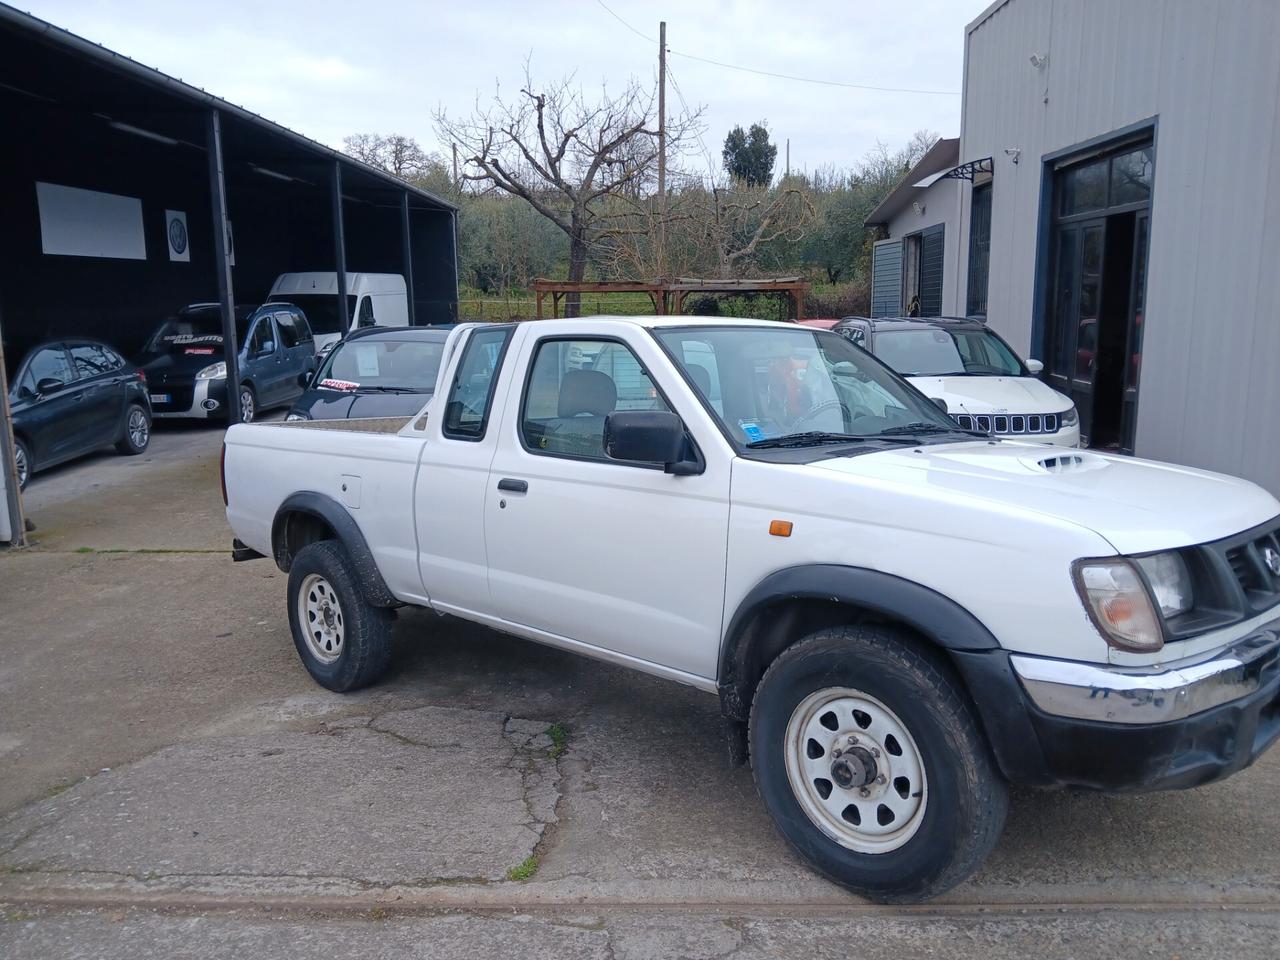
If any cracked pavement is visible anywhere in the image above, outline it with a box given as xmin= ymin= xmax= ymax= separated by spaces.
xmin=2 ymin=423 xmax=1279 ymax=958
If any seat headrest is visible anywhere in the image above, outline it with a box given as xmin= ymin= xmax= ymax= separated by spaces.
xmin=688 ymin=364 xmax=711 ymax=396
xmin=558 ymin=369 xmax=617 ymax=418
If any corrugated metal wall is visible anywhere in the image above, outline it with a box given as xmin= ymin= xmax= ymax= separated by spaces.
xmin=955 ymin=0 xmax=1280 ymax=494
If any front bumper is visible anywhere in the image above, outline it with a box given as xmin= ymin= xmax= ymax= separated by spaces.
xmin=953 ymin=615 xmax=1280 ymax=791
xmin=151 ymin=378 xmax=228 ymax=419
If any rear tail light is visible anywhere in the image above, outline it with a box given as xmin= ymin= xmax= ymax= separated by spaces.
xmin=137 ymin=368 xmax=146 ymax=383
xmin=219 ymin=442 xmax=228 ymax=506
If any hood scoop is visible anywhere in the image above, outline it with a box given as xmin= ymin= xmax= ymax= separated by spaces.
xmin=1027 ymin=451 xmax=1110 ymax=474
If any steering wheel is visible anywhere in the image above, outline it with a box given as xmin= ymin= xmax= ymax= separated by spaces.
xmin=790 ymin=398 xmax=847 ymax=429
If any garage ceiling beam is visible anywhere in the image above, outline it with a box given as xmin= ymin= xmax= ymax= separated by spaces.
xmin=207 ymin=108 xmax=241 ymax=425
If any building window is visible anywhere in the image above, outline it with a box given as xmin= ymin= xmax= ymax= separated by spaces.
xmin=966 ymin=182 xmax=992 ymax=317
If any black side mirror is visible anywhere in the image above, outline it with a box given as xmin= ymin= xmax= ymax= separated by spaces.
xmin=604 ymin=411 xmax=695 ymax=473
xmin=36 ymin=377 xmax=63 ymax=395
xmin=930 ymin=397 xmax=949 ymax=414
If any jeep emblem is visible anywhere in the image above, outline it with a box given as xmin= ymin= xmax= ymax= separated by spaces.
xmin=1265 ymin=546 xmax=1280 ymax=578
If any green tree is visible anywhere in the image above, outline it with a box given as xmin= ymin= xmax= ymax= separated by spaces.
xmin=722 ymin=122 xmax=777 ymax=187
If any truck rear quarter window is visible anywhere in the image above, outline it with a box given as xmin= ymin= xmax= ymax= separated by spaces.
xmin=442 ymin=326 xmax=513 ymax=440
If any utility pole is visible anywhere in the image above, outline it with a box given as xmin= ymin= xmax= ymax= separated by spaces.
xmin=657 ymin=20 xmax=667 ymax=281
xmin=452 ymin=142 xmax=460 ymax=189
xmin=786 ymin=138 xmax=791 ymax=179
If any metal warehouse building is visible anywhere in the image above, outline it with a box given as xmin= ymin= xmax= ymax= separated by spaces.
xmin=873 ymin=0 xmax=1280 ymax=495
xmin=0 ymin=4 xmax=458 ymax=540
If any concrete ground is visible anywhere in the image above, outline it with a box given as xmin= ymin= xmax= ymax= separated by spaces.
xmin=1 ymin=423 xmax=1277 ymax=957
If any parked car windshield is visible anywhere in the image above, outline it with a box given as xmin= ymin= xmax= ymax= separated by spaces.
xmin=314 ymin=336 xmax=445 ymax=392
xmin=283 ymin=295 xmax=358 ymax=336
xmin=874 ymin=327 xmax=1026 ymax=377
xmin=654 ymin=325 xmax=962 ymax=447
xmin=144 ymin=306 xmax=254 ymax=352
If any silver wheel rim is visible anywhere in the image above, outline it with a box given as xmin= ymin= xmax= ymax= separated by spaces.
xmin=14 ymin=444 xmax=28 ymax=487
xmin=784 ymin=687 xmax=928 ymax=854
xmin=128 ymin=408 xmax=149 ymax=448
xmin=298 ymin=574 xmax=344 ymax=664
xmin=240 ymin=388 xmax=255 ymax=423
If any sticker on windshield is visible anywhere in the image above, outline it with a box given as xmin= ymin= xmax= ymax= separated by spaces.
xmin=738 ymin=419 xmax=766 ymax=443
xmin=354 ymin=345 xmax=381 ymax=378
xmin=319 ymin=378 xmax=359 ymax=392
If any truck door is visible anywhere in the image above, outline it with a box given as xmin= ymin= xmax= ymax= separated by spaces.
xmin=482 ymin=328 xmax=732 ymax=681
xmin=413 ymin=324 xmax=519 ymax=613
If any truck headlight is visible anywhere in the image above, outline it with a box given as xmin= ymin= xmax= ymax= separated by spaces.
xmin=1060 ymin=405 xmax=1079 ymax=427
xmin=1073 ymin=559 xmax=1164 ymax=652
xmin=196 ymin=362 xmax=227 ymax=380
xmin=1135 ymin=551 xmax=1194 ymax=618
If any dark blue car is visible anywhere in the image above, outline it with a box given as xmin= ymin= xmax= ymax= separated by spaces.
xmin=7 ymin=339 xmax=151 ymax=490
xmin=285 ymin=326 xmax=450 ymax=422
xmin=138 ymin=303 xmax=316 ymax=423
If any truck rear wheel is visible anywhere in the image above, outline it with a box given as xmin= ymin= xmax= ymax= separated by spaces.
xmin=748 ymin=624 xmax=1007 ymax=903
xmin=286 ymin=540 xmax=393 ymax=692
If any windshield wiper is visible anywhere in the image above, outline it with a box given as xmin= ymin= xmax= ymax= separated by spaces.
xmin=874 ymin=422 xmax=990 ymax=439
xmin=746 ymin=431 xmax=920 ymax=449
xmin=353 ymin=385 xmax=417 ymax=394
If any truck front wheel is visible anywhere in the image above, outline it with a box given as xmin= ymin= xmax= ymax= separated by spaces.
xmin=287 ymin=540 xmax=393 ymax=692
xmin=749 ymin=624 xmax=1008 ymax=903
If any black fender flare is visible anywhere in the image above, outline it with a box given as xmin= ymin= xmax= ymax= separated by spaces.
xmin=271 ymin=492 xmax=397 ymax=607
xmin=717 ymin=564 xmax=999 ymax=720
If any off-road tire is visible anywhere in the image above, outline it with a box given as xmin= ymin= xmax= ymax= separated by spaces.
xmin=749 ymin=624 xmax=1008 ymax=903
xmin=287 ymin=540 xmax=393 ymax=692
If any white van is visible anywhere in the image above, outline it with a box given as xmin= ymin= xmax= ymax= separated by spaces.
xmin=267 ymin=273 xmax=409 ymax=353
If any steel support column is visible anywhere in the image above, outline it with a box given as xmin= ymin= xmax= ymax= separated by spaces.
xmin=400 ymin=192 xmax=416 ymax=326
xmin=331 ymin=161 xmax=350 ymax=338
xmin=206 ymin=108 xmax=240 ymax=424
xmin=0 ymin=297 xmax=28 ymax=545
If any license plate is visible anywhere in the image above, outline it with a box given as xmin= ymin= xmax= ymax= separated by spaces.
xmin=149 ymin=393 xmax=171 ymax=404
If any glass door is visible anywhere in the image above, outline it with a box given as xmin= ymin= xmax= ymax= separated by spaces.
xmin=1047 ymin=219 xmax=1106 ymax=445
xmin=1119 ymin=211 xmax=1149 ymax=454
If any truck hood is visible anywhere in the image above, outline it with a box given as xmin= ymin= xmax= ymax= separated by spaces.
xmin=905 ymin=375 xmax=1070 ymax=414
xmin=810 ymin=442 xmax=1279 ymax=555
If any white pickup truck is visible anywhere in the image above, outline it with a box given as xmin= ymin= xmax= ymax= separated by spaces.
xmin=223 ymin=317 xmax=1280 ymax=902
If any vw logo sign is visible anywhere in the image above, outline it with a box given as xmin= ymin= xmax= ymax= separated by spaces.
xmin=1264 ymin=546 xmax=1280 ymax=578
xmin=168 ymin=217 xmax=188 ymax=255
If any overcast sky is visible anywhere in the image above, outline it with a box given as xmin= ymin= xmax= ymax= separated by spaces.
xmin=20 ymin=0 xmax=987 ymax=176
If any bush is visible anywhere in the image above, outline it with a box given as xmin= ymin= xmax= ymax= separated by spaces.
xmin=804 ymin=280 xmax=870 ymax=319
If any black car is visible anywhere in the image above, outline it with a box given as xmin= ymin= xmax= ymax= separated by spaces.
xmin=286 ymin=326 xmax=450 ymax=422
xmin=7 ymin=339 xmax=151 ymax=490
xmin=137 ymin=303 xmax=316 ymax=423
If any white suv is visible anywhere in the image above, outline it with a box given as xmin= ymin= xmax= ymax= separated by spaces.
xmin=834 ymin=316 xmax=1080 ymax=447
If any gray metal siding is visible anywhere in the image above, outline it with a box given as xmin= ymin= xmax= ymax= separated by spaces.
xmin=957 ymin=0 xmax=1280 ymax=495
xmin=871 ymin=239 xmax=903 ymax=317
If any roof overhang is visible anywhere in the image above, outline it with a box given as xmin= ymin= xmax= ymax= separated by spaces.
xmin=864 ymin=137 xmax=960 ymax=226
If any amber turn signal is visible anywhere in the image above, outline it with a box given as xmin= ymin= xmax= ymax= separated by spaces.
xmin=769 ymin=520 xmax=793 ymax=537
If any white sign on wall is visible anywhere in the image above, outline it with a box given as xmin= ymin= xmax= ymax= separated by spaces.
xmin=165 ymin=209 xmax=189 ymax=262
xmin=36 ymin=182 xmax=146 ymax=260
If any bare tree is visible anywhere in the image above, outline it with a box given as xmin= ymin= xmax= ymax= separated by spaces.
xmin=341 ymin=133 xmax=431 ymax=180
xmin=436 ymin=65 xmax=700 ymax=314
xmin=692 ymin=182 xmax=815 ymax=279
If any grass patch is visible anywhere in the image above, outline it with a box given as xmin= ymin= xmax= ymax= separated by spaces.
xmin=545 ymin=722 xmax=569 ymax=760
xmin=505 ymin=855 xmax=540 ymax=882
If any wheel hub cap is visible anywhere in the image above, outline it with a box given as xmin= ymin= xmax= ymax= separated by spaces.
xmin=298 ymin=574 xmax=344 ymax=664
xmin=830 ymin=746 xmax=877 ymax=790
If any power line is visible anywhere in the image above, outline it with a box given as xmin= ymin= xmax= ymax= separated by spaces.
xmin=595 ymin=0 xmax=960 ymax=97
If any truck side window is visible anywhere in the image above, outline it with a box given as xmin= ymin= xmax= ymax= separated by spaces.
xmin=521 ymin=338 xmax=669 ymax=461
xmin=442 ymin=326 xmax=512 ymax=440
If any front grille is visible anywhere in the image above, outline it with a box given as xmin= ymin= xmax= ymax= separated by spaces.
xmin=1210 ymin=521 xmax=1280 ymax=616
xmin=952 ymin=411 xmax=1061 ymax=435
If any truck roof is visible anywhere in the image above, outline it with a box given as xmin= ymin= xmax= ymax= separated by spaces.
xmin=545 ymin=315 xmax=803 ymax=331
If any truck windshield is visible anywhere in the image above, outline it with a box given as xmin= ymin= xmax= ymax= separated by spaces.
xmin=314 ymin=337 xmax=446 ymax=392
xmin=654 ymin=325 xmax=963 ymax=448
xmin=283 ymin=295 xmax=358 ymax=335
